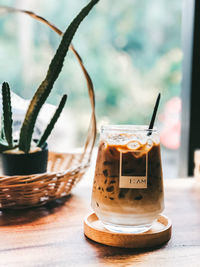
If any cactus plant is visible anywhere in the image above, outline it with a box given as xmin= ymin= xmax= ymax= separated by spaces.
xmin=0 ymin=82 xmax=67 ymax=154
xmin=0 ymin=0 xmax=99 ymax=155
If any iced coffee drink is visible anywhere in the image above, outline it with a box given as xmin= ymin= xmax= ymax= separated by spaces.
xmin=91 ymin=125 xmax=164 ymax=233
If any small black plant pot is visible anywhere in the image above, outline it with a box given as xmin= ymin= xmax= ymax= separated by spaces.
xmin=0 ymin=143 xmax=48 ymax=176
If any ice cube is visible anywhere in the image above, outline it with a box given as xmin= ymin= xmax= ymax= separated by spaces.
xmin=107 ymin=133 xmax=129 ymax=144
xmin=127 ymin=141 xmax=141 ymax=150
xmin=146 ymin=138 xmax=153 ymax=148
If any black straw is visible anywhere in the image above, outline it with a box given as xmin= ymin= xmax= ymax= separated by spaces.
xmin=147 ymin=93 xmax=161 ymax=135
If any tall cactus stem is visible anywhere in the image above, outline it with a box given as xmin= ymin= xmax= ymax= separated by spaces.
xmin=2 ymin=82 xmax=13 ymax=148
xmin=18 ymin=0 xmax=99 ymax=153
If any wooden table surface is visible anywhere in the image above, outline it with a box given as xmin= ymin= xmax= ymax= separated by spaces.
xmin=1 ymin=175 xmax=200 ymax=267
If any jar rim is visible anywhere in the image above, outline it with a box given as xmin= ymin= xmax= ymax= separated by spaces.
xmin=101 ymin=125 xmax=157 ymax=133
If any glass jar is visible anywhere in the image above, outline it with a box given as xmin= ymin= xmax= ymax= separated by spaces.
xmin=91 ymin=125 xmax=164 ymax=233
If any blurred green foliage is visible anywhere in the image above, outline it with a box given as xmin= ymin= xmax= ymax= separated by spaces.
xmin=0 ymin=0 xmax=182 ymax=145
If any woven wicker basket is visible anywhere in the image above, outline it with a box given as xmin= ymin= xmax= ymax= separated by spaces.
xmin=0 ymin=7 xmax=96 ymax=209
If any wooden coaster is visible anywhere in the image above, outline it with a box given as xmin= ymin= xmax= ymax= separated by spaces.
xmin=84 ymin=213 xmax=172 ymax=248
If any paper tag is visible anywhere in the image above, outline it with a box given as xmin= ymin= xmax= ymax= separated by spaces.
xmin=119 ymin=150 xmax=148 ymax=189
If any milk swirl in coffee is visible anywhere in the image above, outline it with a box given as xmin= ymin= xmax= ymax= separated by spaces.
xmin=91 ymin=125 xmax=164 ymax=233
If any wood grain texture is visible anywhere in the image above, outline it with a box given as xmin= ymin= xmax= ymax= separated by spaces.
xmin=0 ymin=177 xmax=200 ymax=267
xmin=84 ymin=213 xmax=171 ymax=248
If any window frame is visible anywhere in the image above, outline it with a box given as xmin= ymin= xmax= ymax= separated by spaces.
xmin=179 ymin=0 xmax=200 ymax=176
